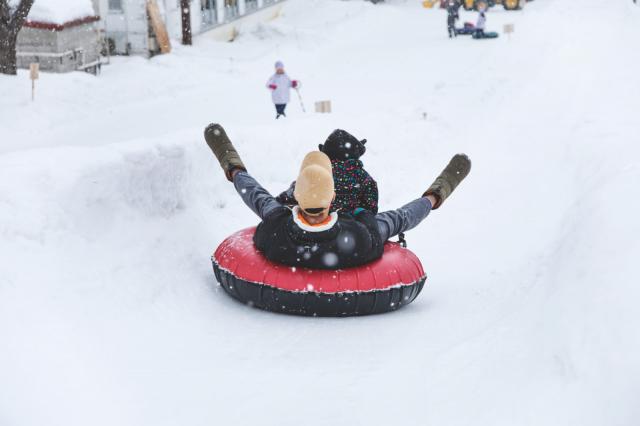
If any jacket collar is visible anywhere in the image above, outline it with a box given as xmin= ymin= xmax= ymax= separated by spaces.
xmin=292 ymin=206 xmax=338 ymax=233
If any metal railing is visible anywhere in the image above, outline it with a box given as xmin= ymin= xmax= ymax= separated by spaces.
xmin=17 ymin=48 xmax=107 ymax=74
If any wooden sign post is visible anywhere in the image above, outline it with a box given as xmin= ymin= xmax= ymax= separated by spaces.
xmin=504 ymin=23 xmax=514 ymax=40
xmin=29 ymin=63 xmax=39 ymax=101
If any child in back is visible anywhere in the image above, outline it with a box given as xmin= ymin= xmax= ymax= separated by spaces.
xmin=276 ymin=129 xmax=379 ymax=213
xmin=266 ymin=61 xmax=299 ymax=119
xmin=475 ymin=5 xmax=487 ymax=37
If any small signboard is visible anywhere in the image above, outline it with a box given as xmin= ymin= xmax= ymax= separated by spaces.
xmin=29 ymin=63 xmax=39 ymax=101
xmin=504 ymin=23 xmax=515 ymax=40
xmin=315 ymin=100 xmax=332 ymax=113
xmin=29 ymin=63 xmax=39 ymax=80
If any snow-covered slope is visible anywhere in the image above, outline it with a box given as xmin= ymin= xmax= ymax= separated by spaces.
xmin=1 ymin=1 xmax=639 ymax=425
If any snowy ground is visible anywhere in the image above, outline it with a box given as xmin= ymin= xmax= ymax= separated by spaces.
xmin=1 ymin=0 xmax=640 ymax=425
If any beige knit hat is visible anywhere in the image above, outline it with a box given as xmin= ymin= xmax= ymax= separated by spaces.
xmin=294 ymin=152 xmax=334 ymax=211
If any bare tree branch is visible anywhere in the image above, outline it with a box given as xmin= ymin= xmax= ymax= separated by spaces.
xmin=0 ymin=1 xmax=11 ymax=25
xmin=0 ymin=0 xmax=34 ymax=75
xmin=10 ymin=0 xmax=34 ymax=35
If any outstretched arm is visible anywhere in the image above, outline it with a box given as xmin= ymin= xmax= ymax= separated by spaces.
xmin=275 ymin=181 xmax=297 ymax=206
xmin=232 ymin=170 xmax=283 ymax=220
xmin=375 ymin=197 xmax=433 ymax=242
xmin=204 ymin=123 xmax=281 ymax=219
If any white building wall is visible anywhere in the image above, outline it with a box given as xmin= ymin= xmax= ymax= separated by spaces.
xmin=16 ymin=22 xmax=102 ymax=73
xmin=216 ymin=1 xmax=226 ymax=24
xmin=97 ymin=0 xmax=149 ymax=55
xmin=190 ymin=0 xmax=204 ymax=36
xmin=161 ymin=0 xmax=182 ymax=40
xmin=201 ymin=0 xmax=285 ymax=42
xmin=96 ymin=0 xmax=285 ymax=56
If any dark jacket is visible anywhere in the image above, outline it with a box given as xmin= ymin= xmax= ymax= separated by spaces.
xmin=254 ymin=206 xmax=384 ymax=270
xmin=276 ymin=158 xmax=379 ymax=214
xmin=447 ymin=2 xmax=460 ymax=25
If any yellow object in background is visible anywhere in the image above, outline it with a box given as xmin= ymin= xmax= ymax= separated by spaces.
xmin=422 ymin=0 xmax=436 ymax=8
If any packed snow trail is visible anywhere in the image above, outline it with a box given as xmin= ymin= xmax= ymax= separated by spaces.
xmin=1 ymin=1 xmax=639 ymax=425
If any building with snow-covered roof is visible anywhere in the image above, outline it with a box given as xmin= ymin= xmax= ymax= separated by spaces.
xmin=16 ymin=0 xmax=102 ymax=73
xmin=15 ymin=0 xmax=288 ymax=71
xmin=96 ymin=0 xmax=287 ymax=57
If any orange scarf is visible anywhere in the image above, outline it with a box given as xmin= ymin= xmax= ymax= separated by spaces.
xmin=296 ymin=210 xmax=333 ymax=228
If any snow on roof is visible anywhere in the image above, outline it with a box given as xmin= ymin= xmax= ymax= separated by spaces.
xmin=23 ymin=0 xmax=96 ymax=25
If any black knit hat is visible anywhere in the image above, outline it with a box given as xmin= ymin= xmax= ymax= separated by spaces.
xmin=318 ymin=129 xmax=367 ymax=161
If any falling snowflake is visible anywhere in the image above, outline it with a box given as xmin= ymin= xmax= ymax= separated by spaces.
xmin=337 ymin=231 xmax=356 ymax=253
xmin=323 ymin=252 xmax=339 ymax=267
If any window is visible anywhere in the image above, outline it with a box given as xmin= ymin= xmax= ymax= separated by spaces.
xmin=201 ymin=0 xmax=217 ymax=26
xmin=109 ymin=0 xmax=123 ymax=11
xmin=224 ymin=0 xmax=238 ymax=20
xmin=246 ymin=0 xmax=258 ymax=13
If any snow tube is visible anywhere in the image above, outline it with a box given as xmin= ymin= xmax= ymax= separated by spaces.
xmin=472 ymin=31 xmax=499 ymax=39
xmin=211 ymin=228 xmax=427 ymax=317
xmin=455 ymin=27 xmax=476 ymax=35
xmin=456 ymin=23 xmax=477 ymax=35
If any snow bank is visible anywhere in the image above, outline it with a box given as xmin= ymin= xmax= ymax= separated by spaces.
xmin=26 ymin=0 xmax=95 ymax=24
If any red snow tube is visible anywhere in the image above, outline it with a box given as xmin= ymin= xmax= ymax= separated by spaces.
xmin=211 ymin=228 xmax=427 ymax=316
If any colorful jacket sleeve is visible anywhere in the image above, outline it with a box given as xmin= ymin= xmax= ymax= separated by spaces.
xmin=359 ymin=172 xmax=379 ymax=214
